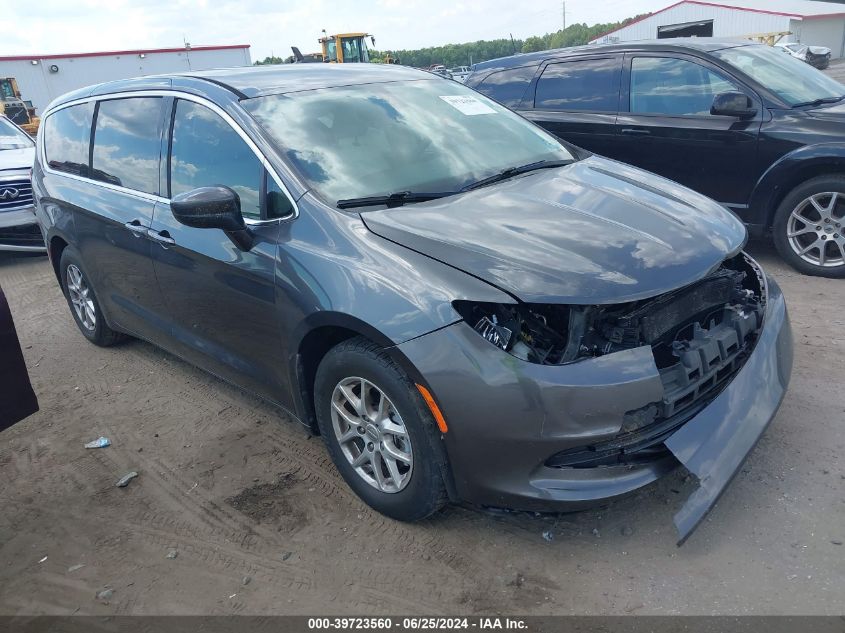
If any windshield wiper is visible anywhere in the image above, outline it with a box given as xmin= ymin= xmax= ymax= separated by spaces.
xmin=460 ymin=159 xmax=574 ymax=192
xmin=335 ymin=158 xmax=574 ymax=208
xmin=792 ymin=95 xmax=845 ymax=108
xmin=337 ymin=190 xmax=458 ymax=209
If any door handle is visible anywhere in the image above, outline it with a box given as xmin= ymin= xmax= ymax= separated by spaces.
xmin=148 ymin=229 xmax=176 ymax=247
xmin=124 ymin=220 xmax=149 ymax=237
xmin=620 ymin=128 xmax=651 ymax=136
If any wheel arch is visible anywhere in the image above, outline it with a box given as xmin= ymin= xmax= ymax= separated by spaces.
xmin=750 ymin=143 xmax=845 ymax=231
xmin=47 ymin=233 xmax=70 ymax=284
xmin=290 ymin=312 xmax=431 ymax=436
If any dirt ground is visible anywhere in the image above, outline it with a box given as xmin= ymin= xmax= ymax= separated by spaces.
xmin=0 ymin=240 xmax=843 ymax=616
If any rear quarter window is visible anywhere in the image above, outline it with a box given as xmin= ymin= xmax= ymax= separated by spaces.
xmin=44 ymin=102 xmax=95 ymax=177
xmin=534 ymin=57 xmax=621 ymax=112
xmin=474 ymin=65 xmax=538 ymax=108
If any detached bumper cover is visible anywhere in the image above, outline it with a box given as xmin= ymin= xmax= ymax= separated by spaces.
xmin=398 ymin=278 xmax=791 ymax=543
xmin=665 ymin=278 xmax=792 ymax=543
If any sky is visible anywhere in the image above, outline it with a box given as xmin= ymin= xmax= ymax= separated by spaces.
xmin=5 ymin=0 xmax=667 ymax=61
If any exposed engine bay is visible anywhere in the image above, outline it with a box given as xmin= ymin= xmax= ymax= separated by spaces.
xmin=453 ymin=253 xmax=765 ymax=368
xmin=454 ymin=253 xmax=767 ymax=461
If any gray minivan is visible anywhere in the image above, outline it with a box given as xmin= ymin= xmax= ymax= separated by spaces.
xmin=33 ymin=64 xmax=791 ymax=542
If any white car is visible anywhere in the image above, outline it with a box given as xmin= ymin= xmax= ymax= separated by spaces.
xmin=774 ymin=42 xmax=831 ymax=69
xmin=0 ymin=116 xmax=44 ymax=253
xmin=449 ymin=66 xmax=472 ymax=83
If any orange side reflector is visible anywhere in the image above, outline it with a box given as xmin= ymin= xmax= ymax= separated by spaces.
xmin=416 ymin=384 xmax=448 ymax=434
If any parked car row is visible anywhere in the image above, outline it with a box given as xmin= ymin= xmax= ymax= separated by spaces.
xmin=423 ymin=66 xmax=471 ymax=82
xmin=466 ymin=38 xmax=845 ymax=277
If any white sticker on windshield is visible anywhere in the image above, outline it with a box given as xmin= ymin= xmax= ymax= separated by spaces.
xmin=439 ymin=95 xmax=496 ymax=115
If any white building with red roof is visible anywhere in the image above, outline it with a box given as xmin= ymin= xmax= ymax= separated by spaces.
xmin=0 ymin=44 xmax=251 ymax=115
xmin=591 ymin=0 xmax=845 ymax=58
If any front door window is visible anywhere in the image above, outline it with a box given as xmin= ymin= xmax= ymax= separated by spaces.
xmin=169 ymin=100 xmax=262 ymax=219
xmin=630 ymin=56 xmax=742 ymax=116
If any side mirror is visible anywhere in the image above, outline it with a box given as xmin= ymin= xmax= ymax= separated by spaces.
xmin=711 ymin=91 xmax=756 ymax=119
xmin=171 ymin=186 xmax=253 ymax=250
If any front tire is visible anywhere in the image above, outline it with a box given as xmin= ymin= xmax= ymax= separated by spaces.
xmin=314 ymin=337 xmax=447 ymax=521
xmin=59 ymin=247 xmax=125 ymax=346
xmin=772 ymin=176 xmax=845 ymax=278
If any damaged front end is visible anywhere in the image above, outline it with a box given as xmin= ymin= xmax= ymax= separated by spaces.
xmin=453 ymin=254 xmax=766 ymax=447
xmin=442 ymin=253 xmax=788 ymax=542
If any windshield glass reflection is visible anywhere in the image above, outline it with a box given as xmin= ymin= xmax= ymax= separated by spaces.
xmin=0 ymin=117 xmax=34 ymax=149
xmin=715 ymin=45 xmax=845 ymax=105
xmin=245 ymin=79 xmax=574 ymax=204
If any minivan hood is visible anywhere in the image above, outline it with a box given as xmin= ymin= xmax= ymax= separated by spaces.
xmin=361 ymin=157 xmax=746 ymax=304
xmin=0 ymin=146 xmax=35 ymax=172
xmin=805 ymin=100 xmax=845 ymax=119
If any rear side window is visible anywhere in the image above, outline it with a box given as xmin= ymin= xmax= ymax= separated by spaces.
xmin=475 ymin=66 xmax=537 ymax=108
xmin=534 ymin=58 xmax=621 ymax=112
xmin=169 ymin=100 xmax=262 ymax=220
xmin=44 ymin=102 xmax=95 ymax=176
xmin=92 ymin=97 xmax=163 ymax=194
xmin=630 ymin=57 xmax=742 ymax=116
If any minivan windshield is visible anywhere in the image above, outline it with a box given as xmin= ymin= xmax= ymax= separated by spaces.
xmin=0 ymin=117 xmax=34 ymax=150
xmin=244 ymin=79 xmax=574 ymax=205
xmin=714 ymin=44 xmax=845 ymax=106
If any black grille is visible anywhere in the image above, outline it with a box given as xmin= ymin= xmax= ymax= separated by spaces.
xmin=0 ymin=223 xmax=44 ymax=247
xmin=0 ymin=178 xmax=34 ymax=211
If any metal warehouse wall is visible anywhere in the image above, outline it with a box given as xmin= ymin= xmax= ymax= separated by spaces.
xmin=795 ymin=16 xmax=845 ymax=57
xmin=591 ymin=5 xmax=792 ymax=44
xmin=0 ymin=47 xmax=251 ymax=115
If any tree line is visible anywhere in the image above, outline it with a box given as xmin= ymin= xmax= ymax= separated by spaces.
xmin=254 ymin=14 xmax=649 ymax=68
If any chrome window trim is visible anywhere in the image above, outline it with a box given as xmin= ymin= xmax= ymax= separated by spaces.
xmin=38 ymin=90 xmax=299 ymax=224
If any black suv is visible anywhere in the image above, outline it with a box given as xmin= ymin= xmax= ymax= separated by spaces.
xmin=466 ymin=39 xmax=845 ymax=277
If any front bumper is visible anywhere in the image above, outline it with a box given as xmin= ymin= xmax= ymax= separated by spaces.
xmin=0 ymin=206 xmax=47 ymax=252
xmin=805 ymin=54 xmax=831 ymax=69
xmin=398 ymin=278 xmax=792 ymax=543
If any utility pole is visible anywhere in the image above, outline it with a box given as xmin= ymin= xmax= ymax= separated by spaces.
xmin=562 ymin=1 xmax=566 ymax=31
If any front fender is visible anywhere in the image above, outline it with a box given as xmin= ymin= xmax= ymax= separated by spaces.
xmin=276 ymin=195 xmax=513 ymax=422
xmin=750 ymin=142 xmax=845 ymax=230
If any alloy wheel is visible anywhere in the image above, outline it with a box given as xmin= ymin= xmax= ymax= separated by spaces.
xmin=66 ymin=264 xmax=96 ymax=331
xmin=330 ymin=376 xmax=413 ymax=493
xmin=787 ymin=192 xmax=845 ymax=269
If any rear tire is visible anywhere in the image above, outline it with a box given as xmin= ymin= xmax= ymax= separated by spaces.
xmin=772 ymin=176 xmax=845 ymax=278
xmin=314 ymin=337 xmax=447 ymax=521
xmin=59 ymin=246 xmax=125 ymax=346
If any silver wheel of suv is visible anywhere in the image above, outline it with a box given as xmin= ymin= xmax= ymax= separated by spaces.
xmin=787 ymin=192 xmax=845 ymax=269
xmin=330 ymin=376 xmax=413 ymax=493
xmin=66 ymin=264 xmax=96 ymax=331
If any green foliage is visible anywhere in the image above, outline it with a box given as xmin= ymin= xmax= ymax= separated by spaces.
xmin=255 ymin=55 xmax=285 ymax=66
xmin=521 ymin=15 xmax=650 ymax=54
xmin=370 ymin=38 xmax=523 ymax=68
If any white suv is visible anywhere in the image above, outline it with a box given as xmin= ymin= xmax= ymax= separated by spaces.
xmin=0 ymin=116 xmax=43 ymax=252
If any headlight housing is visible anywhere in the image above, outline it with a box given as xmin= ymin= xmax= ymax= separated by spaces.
xmin=452 ymin=301 xmax=582 ymax=364
xmin=451 ymin=253 xmax=767 ymax=367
